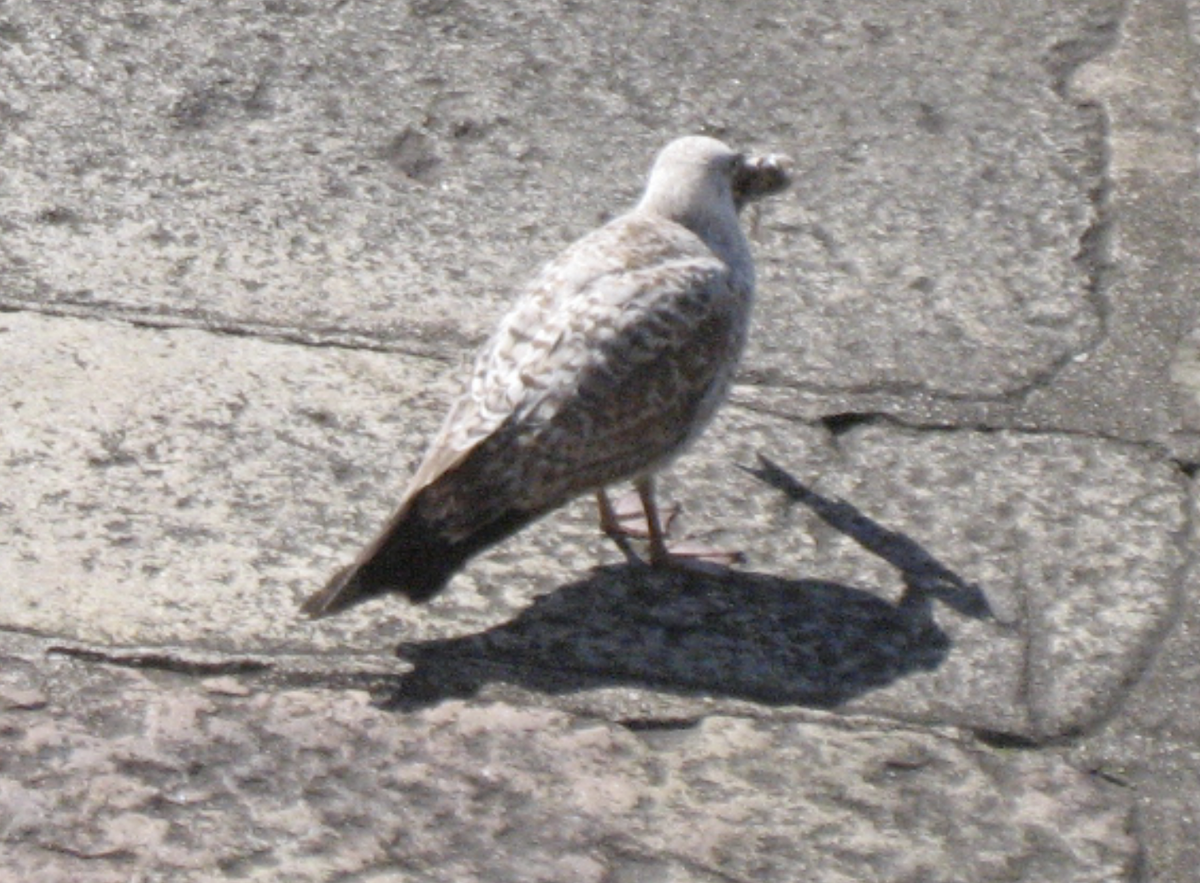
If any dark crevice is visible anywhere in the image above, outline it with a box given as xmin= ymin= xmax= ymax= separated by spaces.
xmin=39 ymin=641 xmax=409 ymax=695
xmin=737 ymin=400 xmax=1178 ymax=459
xmin=1023 ymin=6 xmax=1123 ymax=391
xmin=1127 ymin=802 xmax=1154 ymax=883
xmin=1089 ymin=767 xmax=1132 ymax=788
xmin=820 ymin=412 xmax=878 ymax=437
xmin=1055 ymin=97 xmax=1115 ymax=367
xmin=972 ymin=729 xmax=1043 ymax=750
xmin=1047 ymin=441 xmax=1200 ymax=740
xmin=738 ymin=7 xmax=1125 ymax=411
xmin=47 ymin=644 xmax=272 ymax=677
xmin=1172 ymin=459 xmax=1200 ymax=479
xmin=0 ymin=298 xmax=461 ymax=364
xmin=1042 ymin=9 xmax=1125 ymax=99
xmin=617 ymin=716 xmax=701 ymax=733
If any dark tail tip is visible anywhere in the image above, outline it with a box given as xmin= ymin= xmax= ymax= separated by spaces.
xmin=300 ymin=565 xmax=376 ymax=618
xmin=301 ymin=499 xmax=539 ymax=619
xmin=300 ymin=551 xmax=458 ymax=619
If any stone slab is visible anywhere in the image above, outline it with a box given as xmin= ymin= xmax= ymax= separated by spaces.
xmin=2 ymin=0 xmax=1200 ymax=879
xmin=2 ymin=312 xmax=1188 ymax=743
xmin=0 ymin=0 xmax=1117 ymax=402
xmin=1071 ymin=471 xmax=1200 ymax=883
xmin=0 ymin=638 xmax=1136 ymax=883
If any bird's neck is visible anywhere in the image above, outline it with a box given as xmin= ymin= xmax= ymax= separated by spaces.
xmin=638 ymin=191 xmax=750 ymax=271
xmin=686 ymin=207 xmax=751 ymax=272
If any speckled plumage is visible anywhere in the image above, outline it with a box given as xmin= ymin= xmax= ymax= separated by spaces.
xmin=303 ymin=136 xmax=792 ymax=617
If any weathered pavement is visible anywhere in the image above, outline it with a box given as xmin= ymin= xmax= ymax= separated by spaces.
xmin=2 ymin=0 xmax=1199 ymax=880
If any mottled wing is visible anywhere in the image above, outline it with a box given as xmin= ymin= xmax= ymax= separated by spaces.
xmin=399 ymin=215 xmax=715 ymax=503
xmin=506 ymin=257 xmax=743 ymax=505
xmin=411 ymin=250 xmax=744 ymax=541
xmin=395 ymin=260 xmax=577 ymax=501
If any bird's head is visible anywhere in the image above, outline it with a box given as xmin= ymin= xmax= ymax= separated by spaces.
xmin=638 ymin=135 xmax=793 ymax=227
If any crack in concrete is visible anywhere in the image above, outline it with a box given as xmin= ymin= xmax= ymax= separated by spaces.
xmin=37 ymin=842 xmax=137 ymax=863
xmin=616 ymin=715 xmax=702 ymax=733
xmin=40 ymin=640 xmax=410 ymax=694
xmin=731 ymin=400 xmax=1187 ymax=462
xmin=0 ymin=298 xmax=459 ymax=365
xmin=46 ymin=644 xmax=274 ymax=677
xmin=1065 ymin=462 xmax=1200 ymax=739
xmin=731 ymin=399 xmax=1193 ymax=745
xmin=0 ymin=5 xmax=1128 ymax=416
xmin=739 ymin=8 xmax=1127 ymax=411
xmin=18 ymin=625 xmax=1121 ymax=752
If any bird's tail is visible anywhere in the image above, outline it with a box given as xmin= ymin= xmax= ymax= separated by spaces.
xmin=300 ymin=495 xmax=542 ymax=618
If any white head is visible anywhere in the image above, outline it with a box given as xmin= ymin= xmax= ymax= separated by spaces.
xmin=637 ymin=136 xmax=792 ymax=232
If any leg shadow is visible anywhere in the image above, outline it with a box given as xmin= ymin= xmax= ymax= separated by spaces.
xmin=743 ymin=453 xmax=992 ymax=619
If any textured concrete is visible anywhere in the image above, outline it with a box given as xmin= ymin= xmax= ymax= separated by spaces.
xmin=3 ymin=0 xmax=1199 ymax=880
xmin=0 ymin=635 xmax=1136 ymax=883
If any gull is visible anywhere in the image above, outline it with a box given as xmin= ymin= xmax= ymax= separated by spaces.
xmin=303 ymin=135 xmax=792 ymax=617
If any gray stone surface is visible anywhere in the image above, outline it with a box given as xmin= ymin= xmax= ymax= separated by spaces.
xmin=4 ymin=311 xmax=1186 ymax=747
xmin=3 ymin=0 xmax=1200 ymax=880
xmin=1018 ymin=0 xmax=1200 ymax=453
xmin=0 ymin=0 xmax=1125 ymax=393
xmin=0 ymin=636 xmax=1135 ymax=883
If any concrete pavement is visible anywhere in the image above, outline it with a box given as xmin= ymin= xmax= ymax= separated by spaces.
xmin=3 ymin=0 xmax=1198 ymax=879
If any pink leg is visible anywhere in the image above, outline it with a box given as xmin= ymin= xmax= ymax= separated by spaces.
xmin=636 ymin=477 xmax=672 ymax=568
xmin=596 ymin=479 xmax=745 ymax=568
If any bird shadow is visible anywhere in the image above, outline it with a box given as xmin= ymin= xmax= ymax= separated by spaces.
xmin=382 ymin=454 xmax=988 ymax=712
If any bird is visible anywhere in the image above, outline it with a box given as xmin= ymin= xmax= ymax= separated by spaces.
xmin=302 ymin=135 xmax=792 ymax=617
